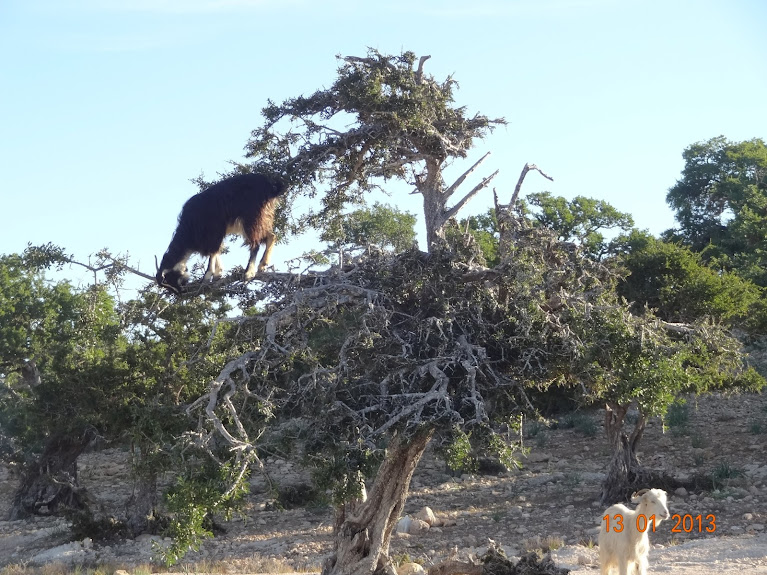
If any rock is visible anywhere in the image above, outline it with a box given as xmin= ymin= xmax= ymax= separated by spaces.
xmin=743 ymin=513 xmax=754 ymax=521
xmin=526 ymin=452 xmax=552 ymax=463
xmin=414 ymin=506 xmax=437 ymax=526
xmin=396 ymin=516 xmax=412 ymax=534
xmin=398 ymin=562 xmax=426 ymax=575
xmin=674 ymin=487 xmax=688 ymax=497
xmin=30 ymin=542 xmax=87 ymax=565
xmin=409 ymin=518 xmax=431 ymax=535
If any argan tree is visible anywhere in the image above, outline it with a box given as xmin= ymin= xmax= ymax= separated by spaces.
xmin=244 ymin=49 xmax=505 ymax=249
xmin=0 ymin=245 xmax=241 ymax=537
xmin=183 ymin=213 xmax=616 ymax=575
xmin=568 ymin=300 xmax=763 ymax=505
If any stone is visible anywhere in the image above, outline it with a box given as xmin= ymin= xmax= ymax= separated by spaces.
xmin=409 ymin=518 xmax=431 ymax=535
xmin=414 ymin=506 xmax=437 ymax=526
xmin=398 ymin=562 xmax=426 ymax=575
xmin=525 ymin=452 xmax=552 ymax=463
xmin=396 ymin=516 xmax=412 ymax=534
xmin=30 ymin=542 xmax=86 ymax=565
xmin=674 ymin=487 xmax=688 ymax=497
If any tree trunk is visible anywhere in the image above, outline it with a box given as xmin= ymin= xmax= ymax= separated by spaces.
xmin=323 ymin=429 xmax=434 ymax=575
xmin=600 ymin=403 xmax=649 ymax=505
xmin=124 ymin=471 xmax=158 ymax=536
xmin=421 ymin=160 xmax=447 ymax=252
xmin=9 ymin=430 xmax=94 ymax=520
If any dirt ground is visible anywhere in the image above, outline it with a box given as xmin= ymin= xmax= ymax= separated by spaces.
xmin=1 ymin=392 xmax=766 ymax=573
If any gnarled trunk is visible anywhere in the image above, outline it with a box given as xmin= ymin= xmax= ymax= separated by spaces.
xmin=421 ymin=159 xmax=448 ymax=252
xmin=9 ymin=430 xmax=94 ymax=520
xmin=600 ymin=403 xmax=649 ymax=505
xmin=323 ymin=429 xmax=434 ymax=575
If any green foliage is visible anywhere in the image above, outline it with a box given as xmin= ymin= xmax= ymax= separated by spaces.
xmin=449 ymin=211 xmax=501 ymax=267
xmin=442 ymin=428 xmax=477 ymax=474
xmin=0 ymin=248 xmax=123 ymax=454
xmin=568 ymin=286 xmax=764 ymax=425
xmin=666 ymin=136 xmax=767 ymax=286
xmin=524 ymin=192 xmax=634 ymax=258
xmin=161 ymin=463 xmax=249 ymax=566
xmin=321 ymin=202 xmax=418 ymax=254
xmin=710 ymin=460 xmax=744 ymax=491
xmin=275 ymin=482 xmax=324 ymax=510
xmin=560 ymin=412 xmax=598 ymax=437
xmin=0 ymin=245 xmax=253 ymax=559
xmin=617 ymin=233 xmax=761 ymax=326
xmin=244 ymin=48 xmax=504 ymax=242
xmin=665 ymin=403 xmax=690 ymax=429
xmin=525 ymin=421 xmax=545 ymax=438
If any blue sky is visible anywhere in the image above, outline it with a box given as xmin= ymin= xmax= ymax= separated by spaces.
xmin=1 ymin=0 xmax=765 ymax=292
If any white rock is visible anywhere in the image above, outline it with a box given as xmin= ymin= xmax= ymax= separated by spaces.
xmin=398 ymin=562 xmax=426 ymax=575
xmin=414 ymin=506 xmax=437 ymax=526
xmin=30 ymin=542 xmax=86 ymax=565
xmin=409 ymin=518 xmax=431 ymax=535
xmin=397 ymin=515 xmax=412 ymax=534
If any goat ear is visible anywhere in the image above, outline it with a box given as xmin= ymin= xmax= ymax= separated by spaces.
xmin=631 ymin=489 xmax=649 ymax=501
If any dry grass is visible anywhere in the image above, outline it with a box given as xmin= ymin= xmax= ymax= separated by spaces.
xmin=520 ymin=534 xmax=565 ymax=554
xmin=0 ymin=555 xmax=309 ymax=575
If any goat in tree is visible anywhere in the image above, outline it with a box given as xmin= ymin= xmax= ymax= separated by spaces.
xmin=156 ymin=173 xmax=285 ymax=294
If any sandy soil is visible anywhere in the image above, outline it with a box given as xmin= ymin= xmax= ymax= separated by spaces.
xmin=1 ymin=392 xmax=766 ymax=572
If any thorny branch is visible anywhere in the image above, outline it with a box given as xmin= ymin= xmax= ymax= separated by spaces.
xmin=186 ymin=234 xmax=615 ymax=481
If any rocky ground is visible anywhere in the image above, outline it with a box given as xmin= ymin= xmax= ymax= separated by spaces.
xmin=1 ymin=392 xmax=766 ymax=573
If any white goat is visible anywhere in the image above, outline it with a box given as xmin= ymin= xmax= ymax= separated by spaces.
xmin=598 ymin=488 xmax=670 ymax=575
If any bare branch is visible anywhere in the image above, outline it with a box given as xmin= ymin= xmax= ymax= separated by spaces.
xmin=66 ymin=257 xmax=155 ymax=283
xmin=415 ymin=55 xmax=431 ymax=84
xmin=443 ymin=169 xmax=499 ymax=221
xmin=443 ymin=151 xmax=491 ymax=200
xmin=508 ymin=163 xmax=554 ymax=209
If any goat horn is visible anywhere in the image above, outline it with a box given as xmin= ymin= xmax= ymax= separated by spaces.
xmin=154 ymin=255 xmax=160 ymax=273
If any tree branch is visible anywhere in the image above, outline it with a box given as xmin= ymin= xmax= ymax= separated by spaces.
xmin=443 ymin=151 xmax=491 ymax=201
xmin=508 ymin=163 xmax=554 ymax=209
xmin=443 ymin=169 xmax=499 ymax=221
xmin=66 ymin=257 xmax=155 ymax=283
xmin=415 ymin=55 xmax=431 ymax=84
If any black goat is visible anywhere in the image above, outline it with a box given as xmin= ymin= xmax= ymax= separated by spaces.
xmin=156 ymin=173 xmax=286 ymax=293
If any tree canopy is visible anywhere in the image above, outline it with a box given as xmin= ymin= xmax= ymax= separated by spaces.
xmin=666 ymin=136 xmax=767 ymax=286
xmin=243 ymin=49 xmax=505 ymax=249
